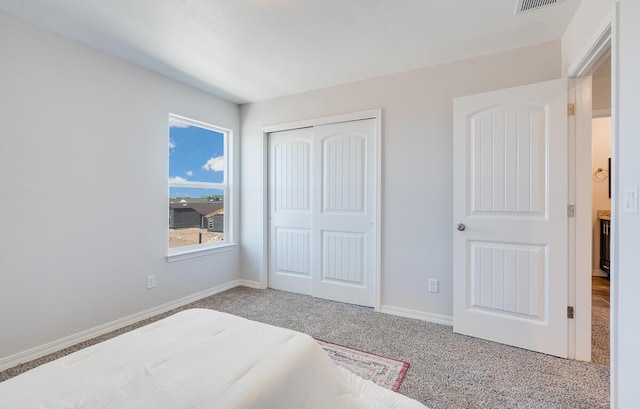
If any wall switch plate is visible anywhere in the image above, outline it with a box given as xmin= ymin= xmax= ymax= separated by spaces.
xmin=623 ymin=186 xmax=638 ymax=214
xmin=428 ymin=279 xmax=439 ymax=293
xmin=147 ymin=274 xmax=156 ymax=289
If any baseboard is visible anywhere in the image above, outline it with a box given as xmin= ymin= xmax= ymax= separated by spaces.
xmin=0 ymin=280 xmax=244 ymax=371
xmin=237 ymin=279 xmax=263 ymax=289
xmin=380 ymin=305 xmax=453 ymax=326
xmin=592 ymin=269 xmax=609 ymax=277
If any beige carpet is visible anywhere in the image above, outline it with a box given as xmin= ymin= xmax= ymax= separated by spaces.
xmin=1 ymin=287 xmax=610 ymax=409
xmin=591 ymin=306 xmax=610 ymax=366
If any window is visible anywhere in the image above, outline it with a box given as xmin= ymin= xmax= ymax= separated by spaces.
xmin=168 ymin=114 xmax=230 ymax=255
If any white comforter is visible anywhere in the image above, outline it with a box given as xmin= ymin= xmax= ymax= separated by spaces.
xmin=0 ymin=308 xmax=427 ymax=408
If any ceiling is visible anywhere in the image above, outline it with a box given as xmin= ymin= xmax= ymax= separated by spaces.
xmin=0 ymin=0 xmax=582 ymax=104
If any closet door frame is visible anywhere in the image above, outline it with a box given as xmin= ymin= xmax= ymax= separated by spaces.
xmin=260 ymin=109 xmax=382 ymax=311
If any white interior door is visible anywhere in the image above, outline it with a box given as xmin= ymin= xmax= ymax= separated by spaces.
xmin=268 ymin=118 xmax=377 ymax=307
xmin=453 ymin=79 xmax=569 ymax=358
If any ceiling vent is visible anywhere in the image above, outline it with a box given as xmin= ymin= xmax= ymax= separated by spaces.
xmin=514 ymin=0 xmax=566 ymax=14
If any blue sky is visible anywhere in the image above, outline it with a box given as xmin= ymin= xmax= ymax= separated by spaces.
xmin=169 ymin=187 xmax=223 ymax=199
xmin=169 ymin=121 xmax=224 ymax=198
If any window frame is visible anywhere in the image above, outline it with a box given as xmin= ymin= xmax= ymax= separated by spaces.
xmin=167 ymin=113 xmax=235 ymax=262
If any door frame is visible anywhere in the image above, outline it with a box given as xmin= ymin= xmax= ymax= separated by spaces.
xmin=259 ymin=109 xmax=383 ymax=311
xmin=567 ymin=74 xmax=594 ymax=362
xmin=567 ymin=4 xmax=618 ymax=405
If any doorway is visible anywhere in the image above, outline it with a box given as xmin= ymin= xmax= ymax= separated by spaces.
xmin=589 ymin=55 xmax=612 ymax=366
xmin=568 ymin=24 xmax=614 ymax=365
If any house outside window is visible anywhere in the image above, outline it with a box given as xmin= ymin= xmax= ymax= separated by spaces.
xmin=168 ymin=114 xmax=229 ymax=253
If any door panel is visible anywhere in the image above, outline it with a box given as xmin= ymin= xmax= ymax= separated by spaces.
xmin=469 ymin=241 xmax=545 ymax=319
xmin=275 ymin=228 xmax=310 ymax=276
xmin=321 ymin=231 xmax=365 ymax=284
xmin=453 ymin=79 xmax=568 ymax=358
xmin=470 ymin=106 xmax=546 ymax=215
xmin=313 ymin=120 xmax=376 ymax=307
xmin=322 ymin=133 xmax=365 ymax=213
xmin=268 ymin=128 xmax=313 ymax=295
xmin=274 ymin=141 xmax=310 ymax=211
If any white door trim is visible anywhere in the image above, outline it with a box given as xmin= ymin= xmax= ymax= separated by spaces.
xmin=567 ymin=75 xmax=593 ymax=362
xmin=259 ymin=109 xmax=382 ymax=311
xmin=566 ymin=4 xmax=618 ymax=406
xmin=568 ymin=24 xmax=612 ymax=78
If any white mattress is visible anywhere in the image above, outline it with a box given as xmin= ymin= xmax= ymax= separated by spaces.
xmin=0 ymin=308 xmax=427 ymax=409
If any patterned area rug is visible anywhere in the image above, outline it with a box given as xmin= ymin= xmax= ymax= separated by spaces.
xmin=317 ymin=339 xmax=409 ymax=392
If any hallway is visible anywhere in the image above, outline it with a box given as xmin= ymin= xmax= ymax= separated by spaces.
xmin=592 ymin=276 xmax=610 ymax=366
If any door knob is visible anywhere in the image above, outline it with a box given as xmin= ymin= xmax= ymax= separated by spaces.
xmin=456 ymin=223 xmax=466 ymax=231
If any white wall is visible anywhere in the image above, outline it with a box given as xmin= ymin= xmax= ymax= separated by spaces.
xmin=616 ymin=1 xmax=640 ymax=406
xmin=564 ymin=0 xmax=640 ymax=405
xmin=591 ymin=117 xmax=612 ymax=274
xmin=240 ymin=41 xmax=561 ymax=318
xmin=0 ymin=12 xmax=241 ymax=362
xmin=561 ymin=0 xmax=617 ymax=75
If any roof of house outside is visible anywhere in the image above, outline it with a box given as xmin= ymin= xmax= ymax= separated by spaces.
xmin=170 ymin=196 xmax=222 ymax=204
xmin=170 ymin=202 xmax=223 ymax=216
xmin=205 ymin=208 xmax=224 ymax=218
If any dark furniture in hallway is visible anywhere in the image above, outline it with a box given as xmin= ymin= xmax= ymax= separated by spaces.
xmin=600 ymin=218 xmax=610 ymax=276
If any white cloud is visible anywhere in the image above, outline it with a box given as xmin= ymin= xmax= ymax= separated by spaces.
xmin=169 ymin=119 xmax=190 ymax=128
xmin=185 ymin=170 xmax=193 ymax=176
xmin=169 ymin=139 xmax=176 ymax=149
xmin=202 ymin=156 xmax=225 ymax=172
xmin=169 ymin=176 xmax=187 ymax=183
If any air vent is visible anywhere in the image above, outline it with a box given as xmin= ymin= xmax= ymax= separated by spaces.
xmin=515 ymin=0 xmax=566 ymax=14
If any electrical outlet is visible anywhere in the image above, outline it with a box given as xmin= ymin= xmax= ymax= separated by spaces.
xmin=428 ymin=279 xmax=439 ymax=293
xmin=147 ymin=274 xmax=156 ymax=289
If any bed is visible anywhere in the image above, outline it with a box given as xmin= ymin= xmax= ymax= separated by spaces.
xmin=0 ymin=308 xmax=427 ymax=408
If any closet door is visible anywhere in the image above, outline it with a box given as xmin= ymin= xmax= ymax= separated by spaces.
xmin=268 ymin=119 xmax=377 ymax=307
xmin=311 ymin=119 xmax=376 ymax=307
xmin=268 ymin=127 xmax=314 ymax=295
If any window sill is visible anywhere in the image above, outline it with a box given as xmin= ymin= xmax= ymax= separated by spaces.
xmin=166 ymin=243 xmax=237 ymax=263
